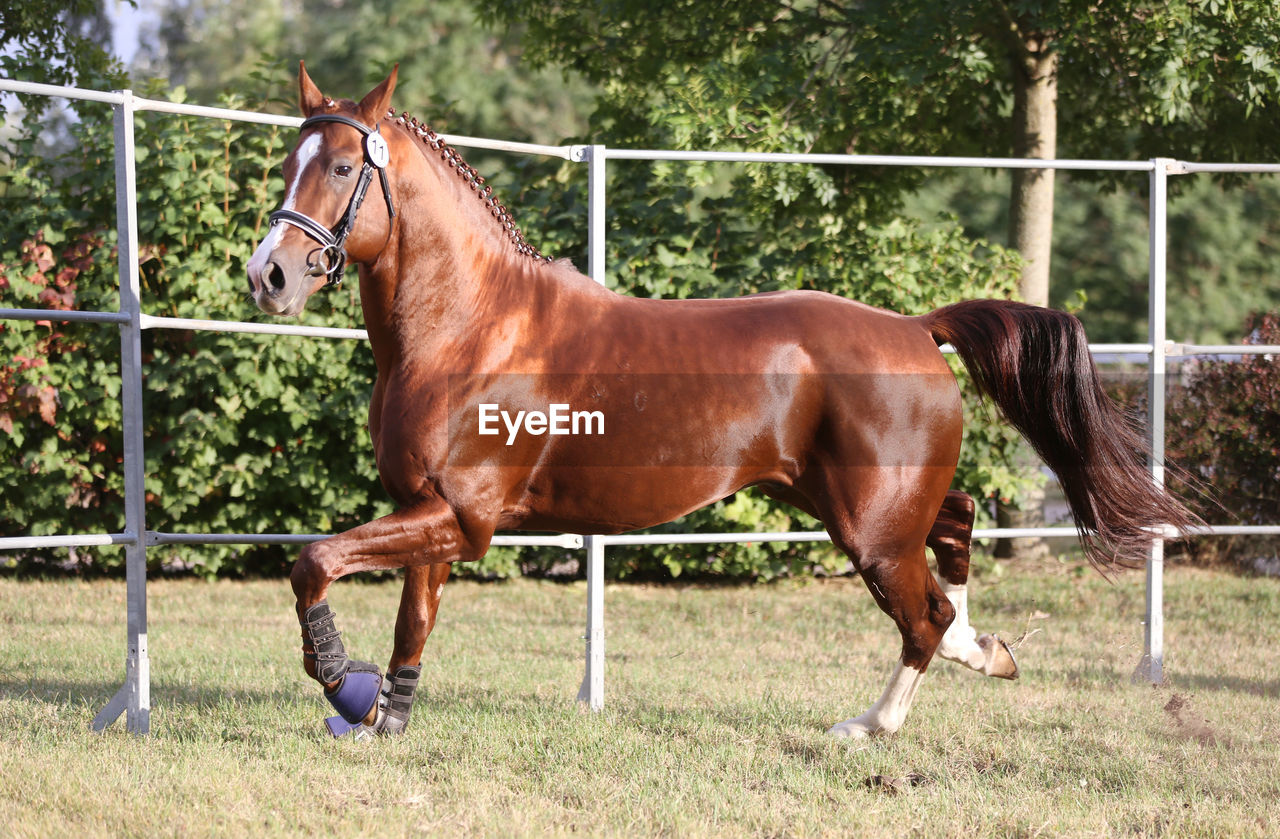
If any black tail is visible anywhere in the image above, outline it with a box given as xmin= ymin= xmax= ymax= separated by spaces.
xmin=921 ymin=299 xmax=1200 ymax=571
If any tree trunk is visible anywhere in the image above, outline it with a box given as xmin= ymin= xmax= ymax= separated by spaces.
xmin=996 ymin=32 xmax=1058 ymax=561
xmin=1008 ymin=34 xmax=1057 ymax=306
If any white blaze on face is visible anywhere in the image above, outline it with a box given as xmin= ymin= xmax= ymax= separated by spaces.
xmin=247 ymin=132 xmax=325 ymax=278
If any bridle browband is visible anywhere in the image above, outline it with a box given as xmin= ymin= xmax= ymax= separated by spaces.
xmin=268 ymin=114 xmax=396 ymax=287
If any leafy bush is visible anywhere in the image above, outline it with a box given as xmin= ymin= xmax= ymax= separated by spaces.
xmin=1 ymin=81 xmax=395 ymax=577
xmin=3 ymin=74 xmax=1035 ymax=581
xmin=1167 ymin=311 xmax=1280 ymax=566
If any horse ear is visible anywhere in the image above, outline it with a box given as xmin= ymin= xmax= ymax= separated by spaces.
xmin=298 ymin=60 xmax=325 ymax=116
xmin=357 ymin=65 xmax=398 ymax=124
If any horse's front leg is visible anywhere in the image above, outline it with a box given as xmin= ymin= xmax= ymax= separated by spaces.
xmin=290 ymin=497 xmax=480 ymax=736
xmin=367 ymin=563 xmax=453 ymax=736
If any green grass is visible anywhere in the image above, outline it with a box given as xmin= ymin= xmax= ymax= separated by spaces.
xmin=1 ymin=564 xmax=1277 ymax=837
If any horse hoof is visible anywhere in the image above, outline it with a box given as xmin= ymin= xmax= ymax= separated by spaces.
xmin=324 ymin=662 xmax=383 ymax=724
xmin=323 ymin=715 xmax=402 ymax=740
xmin=978 ymin=634 xmax=1019 ymax=680
xmin=827 ymin=718 xmax=882 ymax=739
xmin=324 ymin=717 xmax=377 ymax=740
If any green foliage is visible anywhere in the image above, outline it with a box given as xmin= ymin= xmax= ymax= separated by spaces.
xmin=906 ymin=170 xmax=1280 ymax=345
xmin=1 ymin=79 xmax=395 ymax=577
xmin=0 ymin=0 xmax=128 ymax=117
xmin=483 ymin=0 xmax=1280 ymax=168
xmin=1168 ymin=312 xmax=1280 ymax=565
xmin=140 ymin=0 xmax=597 ymax=149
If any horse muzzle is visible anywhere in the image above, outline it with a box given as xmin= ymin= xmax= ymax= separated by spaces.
xmin=247 ymin=239 xmax=326 ymax=316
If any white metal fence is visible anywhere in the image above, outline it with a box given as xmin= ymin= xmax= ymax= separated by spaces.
xmin=2 ymin=79 xmax=1278 ymax=734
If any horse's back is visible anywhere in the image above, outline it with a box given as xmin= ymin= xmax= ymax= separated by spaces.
xmin=567 ymin=284 xmax=951 ymax=378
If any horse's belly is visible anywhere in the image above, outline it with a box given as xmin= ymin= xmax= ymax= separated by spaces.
xmin=503 ymin=464 xmax=778 ymax=534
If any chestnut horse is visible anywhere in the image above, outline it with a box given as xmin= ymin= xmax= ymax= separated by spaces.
xmin=247 ymin=65 xmax=1196 ymax=738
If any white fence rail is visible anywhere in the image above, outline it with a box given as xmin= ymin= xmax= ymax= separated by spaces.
xmin=2 ymin=79 xmax=1279 ymax=732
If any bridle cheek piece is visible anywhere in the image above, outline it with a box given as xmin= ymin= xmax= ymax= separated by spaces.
xmin=268 ymin=114 xmax=397 ymax=288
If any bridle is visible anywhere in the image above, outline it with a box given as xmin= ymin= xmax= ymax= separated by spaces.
xmin=268 ymin=114 xmax=396 ymax=287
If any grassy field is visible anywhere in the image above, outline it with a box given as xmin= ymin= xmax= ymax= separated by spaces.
xmin=0 ymin=562 xmax=1277 ymax=838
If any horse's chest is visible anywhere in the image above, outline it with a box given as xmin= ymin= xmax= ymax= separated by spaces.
xmin=369 ymin=380 xmax=451 ymax=496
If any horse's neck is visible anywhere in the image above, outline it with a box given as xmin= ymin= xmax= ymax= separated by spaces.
xmin=359 ymin=197 xmax=556 ymax=375
xmin=358 ymin=133 xmax=606 ymax=373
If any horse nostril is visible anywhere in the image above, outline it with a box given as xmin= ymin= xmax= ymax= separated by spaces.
xmin=265 ymin=262 xmax=287 ymax=295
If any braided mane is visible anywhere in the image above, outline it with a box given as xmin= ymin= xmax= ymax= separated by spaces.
xmin=388 ymin=108 xmax=553 ymax=263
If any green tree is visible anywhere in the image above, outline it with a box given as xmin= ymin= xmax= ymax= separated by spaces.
xmin=480 ymin=0 xmax=1280 ymax=564
xmin=1 ymin=0 xmax=128 ymax=117
xmin=483 ymin=0 xmax=1280 ymax=299
xmin=908 ymin=169 xmax=1280 ymax=346
xmin=136 ymin=0 xmax=597 ymax=148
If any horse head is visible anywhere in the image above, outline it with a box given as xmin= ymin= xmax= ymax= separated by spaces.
xmin=247 ymin=62 xmax=400 ymax=316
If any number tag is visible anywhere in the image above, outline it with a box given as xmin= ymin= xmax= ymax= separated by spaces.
xmin=364 ymin=131 xmax=390 ymax=169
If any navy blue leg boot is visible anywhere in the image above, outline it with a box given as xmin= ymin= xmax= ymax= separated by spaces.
xmin=300 ymin=601 xmax=383 ymax=736
xmin=325 ymin=666 xmax=421 ymax=739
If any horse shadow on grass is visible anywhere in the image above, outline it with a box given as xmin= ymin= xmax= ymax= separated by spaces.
xmin=0 ymin=676 xmax=305 ymax=716
xmin=0 ymin=673 xmax=930 ymax=749
xmin=1 ymin=673 xmax=629 ymax=734
xmin=1160 ymin=671 xmax=1280 ymax=698
xmin=1060 ymin=666 xmax=1280 ymax=699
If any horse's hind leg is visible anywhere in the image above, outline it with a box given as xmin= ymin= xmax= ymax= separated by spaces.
xmin=809 ymin=466 xmax=960 ymax=739
xmin=928 ymin=490 xmax=1018 ymax=679
xmin=827 ymin=532 xmax=955 ymax=738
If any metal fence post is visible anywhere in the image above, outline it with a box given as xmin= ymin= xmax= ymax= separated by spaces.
xmin=1133 ymin=158 xmax=1173 ymax=685
xmin=91 ymin=90 xmax=151 ymax=734
xmin=576 ymin=145 xmax=608 ymax=712
xmin=577 ymin=536 xmax=607 ymax=711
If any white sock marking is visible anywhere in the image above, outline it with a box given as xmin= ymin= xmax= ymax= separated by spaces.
xmin=936 ymin=580 xmax=988 ymax=671
xmin=828 ymin=660 xmax=925 ymax=738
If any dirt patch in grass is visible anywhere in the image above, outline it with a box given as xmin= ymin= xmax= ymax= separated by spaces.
xmin=1163 ymin=692 xmax=1222 ymax=746
xmin=862 ymin=772 xmax=932 ymax=796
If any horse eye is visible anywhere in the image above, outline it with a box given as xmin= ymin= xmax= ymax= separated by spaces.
xmin=334 ymin=165 xmax=353 ymax=177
